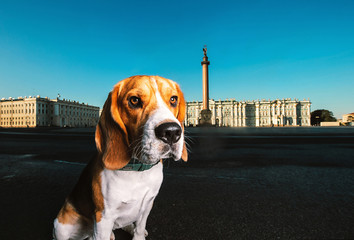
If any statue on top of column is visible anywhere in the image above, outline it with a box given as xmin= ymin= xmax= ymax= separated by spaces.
xmin=203 ymin=45 xmax=207 ymax=57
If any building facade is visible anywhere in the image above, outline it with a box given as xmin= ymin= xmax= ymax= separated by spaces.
xmin=0 ymin=96 xmax=100 ymax=128
xmin=342 ymin=113 xmax=354 ymax=123
xmin=185 ymin=98 xmax=311 ymax=127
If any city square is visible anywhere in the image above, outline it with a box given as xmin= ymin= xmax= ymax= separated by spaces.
xmin=1 ymin=127 xmax=353 ymax=239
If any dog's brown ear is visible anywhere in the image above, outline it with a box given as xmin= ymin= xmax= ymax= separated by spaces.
xmin=176 ymin=84 xmax=186 ymax=124
xmin=175 ymin=83 xmax=188 ymax=162
xmin=95 ymin=83 xmax=130 ymax=170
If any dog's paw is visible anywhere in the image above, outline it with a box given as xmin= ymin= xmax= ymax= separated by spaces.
xmin=131 ymin=230 xmax=148 ymax=240
xmin=122 ymin=224 xmax=148 ymax=238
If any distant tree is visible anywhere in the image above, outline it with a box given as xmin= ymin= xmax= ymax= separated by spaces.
xmin=311 ymin=109 xmax=337 ymax=126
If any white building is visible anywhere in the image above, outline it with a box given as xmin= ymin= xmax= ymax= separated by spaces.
xmin=185 ymin=98 xmax=311 ymax=127
xmin=0 ymin=96 xmax=100 ymax=128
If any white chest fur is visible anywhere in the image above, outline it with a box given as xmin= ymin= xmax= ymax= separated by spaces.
xmin=100 ymin=162 xmax=163 ymax=230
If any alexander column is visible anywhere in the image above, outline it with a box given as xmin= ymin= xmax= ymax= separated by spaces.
xmin=200 ymin=46 xmax=212 ymax=125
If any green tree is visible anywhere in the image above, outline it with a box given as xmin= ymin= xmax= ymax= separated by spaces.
xmin=311 ymin=109 xmax=337 ymax=126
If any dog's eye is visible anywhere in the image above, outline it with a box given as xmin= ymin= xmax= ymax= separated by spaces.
xmin=129 ymin=96 xmax=142 ymax=108
xmin=170 ymin=96 xmax=178 ymax=107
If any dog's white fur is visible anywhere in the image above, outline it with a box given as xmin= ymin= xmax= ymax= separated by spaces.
xmin=93 ymin=163 xmax=163 ymax=240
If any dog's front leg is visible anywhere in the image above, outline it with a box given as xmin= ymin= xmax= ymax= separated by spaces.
xmin=92 ymin=215 xmax=114 ymax=240
xmin=132 ymin=199 xmax=155 ymax=240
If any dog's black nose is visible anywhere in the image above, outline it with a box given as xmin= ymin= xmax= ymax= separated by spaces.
xmin=155 ymin=122 xmax=182 ymax=145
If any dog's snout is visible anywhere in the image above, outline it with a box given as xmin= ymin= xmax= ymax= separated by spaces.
xmin=155 ymin=122 xmax=182 ymax=145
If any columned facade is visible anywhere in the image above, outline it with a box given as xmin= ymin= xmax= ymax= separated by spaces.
xmin=185 ymin=98 xmax=311 ymax=127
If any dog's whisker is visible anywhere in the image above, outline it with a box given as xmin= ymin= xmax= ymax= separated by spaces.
xmin=133 ymin=143 xmax=144 ymax=161
xmin=132 ymin=141 xmax=144 ymax=160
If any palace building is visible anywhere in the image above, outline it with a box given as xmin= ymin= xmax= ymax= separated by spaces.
xmin=0 ymin=96 xmax=100 ymax=128
xmin=342 ymin=113 xmax=354 ymax=123
xmin=185 ymin=98 xmax=311 ymax=127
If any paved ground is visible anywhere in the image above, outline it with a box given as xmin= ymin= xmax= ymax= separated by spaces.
xmin=0 ymin=127 xmax=354 ymax=239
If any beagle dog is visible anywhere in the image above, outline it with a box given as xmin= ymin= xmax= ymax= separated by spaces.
xmin=53 ymin=75 xmax=188 ymax=240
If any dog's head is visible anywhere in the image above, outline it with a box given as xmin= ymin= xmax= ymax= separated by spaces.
xmin=95 ymin=75 xmax=188 ymax=170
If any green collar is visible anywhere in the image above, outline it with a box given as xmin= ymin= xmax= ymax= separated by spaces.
xmin=118 ymin=158 xmax=159 ymax=171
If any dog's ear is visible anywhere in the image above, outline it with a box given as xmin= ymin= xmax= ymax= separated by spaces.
xmin=95 ymin=83 xmax=130 ymax=170
xmin=175 ymin=83 xmax=188 ymax=162
xmin=176 ymin=84 xmax=186 ymax=124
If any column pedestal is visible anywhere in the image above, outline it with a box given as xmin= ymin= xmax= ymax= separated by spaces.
xmin=200 ymin=109 xmax=212 ymax=126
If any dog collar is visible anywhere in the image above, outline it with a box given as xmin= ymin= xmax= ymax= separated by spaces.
xmin=118 ymin=158 xmax=160 ymax=171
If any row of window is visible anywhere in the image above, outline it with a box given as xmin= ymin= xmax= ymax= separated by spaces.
xmin=1 ymin=109 xmax=98 ymax=116
xmin=187 ymin=110 xmax=308 ymax=118
xmin=188 ymin=107 xmax=309 ymax=113
xmin=1 ymin=103 xmax=98 ymax=112
xmin=1 ymin=116 xmax=96 ymax=121
xmin=187 ymin=104 xmax=309 ymax=110
xmin=60 ymin=110 xmax=97 ymax=117
xmin=186 ymin=117 xmax=310 ymax=127
xmin=1 ymin=117 xmax=35 ymax=120
xmin=1 ymin=121 xmax=35 ymax=126
xmin=1 ymin=103 xmax=35 ymax=108
xmin=1 ymin=109 xmax=36 ymax=114
xmin=1 ymin=119 xmax=97 ymax=126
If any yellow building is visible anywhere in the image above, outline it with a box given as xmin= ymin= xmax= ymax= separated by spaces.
xmin=342 ymin=113 xmax=354 ymax=124
xmin=0 ymin=96 xmax=99 ymax=128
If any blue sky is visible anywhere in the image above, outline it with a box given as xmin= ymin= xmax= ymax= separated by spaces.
xmin=0 ymin=0 xmax=353 ymax=118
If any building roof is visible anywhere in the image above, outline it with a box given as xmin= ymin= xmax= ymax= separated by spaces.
xmin=0 ymin=96 xmax=99 ymax=108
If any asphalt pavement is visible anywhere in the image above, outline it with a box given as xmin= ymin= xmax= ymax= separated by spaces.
xmin=0 ymin=127 xmax=354 ymax=239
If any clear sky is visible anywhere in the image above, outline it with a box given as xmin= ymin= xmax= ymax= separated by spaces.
xmin=0 ymin=0 xmax=353 ymax=118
